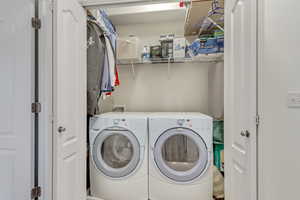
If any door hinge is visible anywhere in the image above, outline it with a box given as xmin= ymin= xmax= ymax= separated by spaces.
xmin=32 ymin=102 xmax=42 ymax=113
xmin=32 ymin=17 xmax=41 ymax=29
xmin=31 ymin=186 xmax=41 ymax=199
xmin=256 ymin=115 xmax=260 ymax=126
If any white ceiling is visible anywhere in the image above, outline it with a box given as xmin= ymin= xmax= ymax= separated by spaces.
xmin=83 ymin=0 xmax=180 ymax=8
xmin=105 ymin=2 xmax=186 ymax=25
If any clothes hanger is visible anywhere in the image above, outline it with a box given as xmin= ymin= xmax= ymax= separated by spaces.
xmin=199 ymin=0 xmax=224 ymax=35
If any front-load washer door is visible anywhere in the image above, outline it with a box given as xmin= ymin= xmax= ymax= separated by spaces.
xmin=154 ymin=128 xmax=209 ymax=182
xmin=93 ymin=128 xmax=140 ymax=178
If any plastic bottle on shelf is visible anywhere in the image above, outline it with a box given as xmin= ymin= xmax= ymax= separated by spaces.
xmin=142 ymin=45 xmax=150 ymax=62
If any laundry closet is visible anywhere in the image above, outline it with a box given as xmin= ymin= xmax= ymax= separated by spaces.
xmin=56 ymin=1 xmax=227 ymax=200
xmin=41 ymin=0 xmax=257 ymax=199
xmin=9 ymin=0 xmax=298 ymax=199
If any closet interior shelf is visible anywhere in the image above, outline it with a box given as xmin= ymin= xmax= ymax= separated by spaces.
xmin=118 ymin=53 xmax=224 ymax=66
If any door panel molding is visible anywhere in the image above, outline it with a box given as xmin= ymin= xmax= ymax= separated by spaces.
xmin=0 ymin=0 xmax=34 ymax=199
xmin=53 ymin=0 xmax=87 ymax=199
xmin=225 ymin=0 xmax=257 ymax=199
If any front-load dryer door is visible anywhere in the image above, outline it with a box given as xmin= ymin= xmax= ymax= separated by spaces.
xmin=92 ymin=128 xmax=141 ymax=178
xmin=154 ymin=128 xmax=209 ymax=182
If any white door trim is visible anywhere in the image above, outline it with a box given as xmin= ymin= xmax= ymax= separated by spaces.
xmin=38 ymin=0 xmax=54 ymax=200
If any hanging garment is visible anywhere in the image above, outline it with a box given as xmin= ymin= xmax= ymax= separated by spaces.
xmin=94 ymin=9 xmax=117 ymax=52
xmin=115 ymin=65 xmax=120 ymax=87
xmin=96 ymin=9 xmax=118 ymax=89
xmin=98 ymin=10 xmax=117 ymax=38
xmin=105 ymin=36 xmax=116 ymax=88
xmin=100 ymin=48 xmax=113 ymax=92
xmin=88 ymin=10 xmax=119 ymax=99
xmin=100 ymin=33 xmax=118 ymax=92
xmin=87 ymin=21 xmax=106 ymax=115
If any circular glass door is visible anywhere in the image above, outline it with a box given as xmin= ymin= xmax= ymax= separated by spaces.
xmin=93 ymin=129 xmax=140 ymax=178
xmin=154 ymin=128 xmax=209 ymax=182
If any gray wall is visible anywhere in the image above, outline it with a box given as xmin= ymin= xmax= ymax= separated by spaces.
xmin=100 ymin=21 xmax=223 ymax=117
xmin=258 ymin=0 xmax=300 ymax=199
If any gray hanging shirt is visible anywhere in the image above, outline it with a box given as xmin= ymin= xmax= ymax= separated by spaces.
xmin=87 ymin=21 xmax=105 ymax=115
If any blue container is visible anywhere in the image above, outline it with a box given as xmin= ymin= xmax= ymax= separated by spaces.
xmin=214 ymin=30 xmax=224 ymax=53
xmin=197 ymin=37 xmax=218 ymax=54
xmin=188 ymin=39 xmax=201 ymax=56
xmin=216 ymin=36 xmax=224 ymax=53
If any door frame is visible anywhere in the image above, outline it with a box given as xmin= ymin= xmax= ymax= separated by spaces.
xmin=33 ymin=0 xmax=40 ymax=199
xmin=257 ymin=0 xmax=264 ymax=199
xmin=38 ymin=0 xmax=53 ymax=200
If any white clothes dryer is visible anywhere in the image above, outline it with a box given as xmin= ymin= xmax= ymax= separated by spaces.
xmin=89 ymin=112 xmax=148 ymax=200
xmin=148 ymin=113 xmax=213 ymax=200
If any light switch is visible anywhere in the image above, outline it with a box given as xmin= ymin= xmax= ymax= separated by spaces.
xmin=287 ymin=92 xmax=300 ymax=108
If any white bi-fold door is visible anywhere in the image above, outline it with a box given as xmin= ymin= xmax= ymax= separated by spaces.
xmin=225 ymin=0 xmax=258 ymax=199
xmin=0 ymin=0 xmax=34 ymax=199
xmin=52 ymin=0 xmax=87 ymax=199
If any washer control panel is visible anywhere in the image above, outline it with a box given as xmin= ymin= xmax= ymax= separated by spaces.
xmin=176 ymin=119 xmax=192 ymax=128
xmin=113 ymin=118 xmax=128 ymax=127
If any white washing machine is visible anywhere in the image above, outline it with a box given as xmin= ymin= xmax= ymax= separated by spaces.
xmin=89 ymin=112 xmax=148 ymax=200
xmin=148 ymin=113 xmax=213 ymax=200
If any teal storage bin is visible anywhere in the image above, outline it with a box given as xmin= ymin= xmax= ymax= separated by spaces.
xmin=213 ymin=120 xmax=224 ymax=144
xmin=214 ymin=143 xmax=224 ymax=172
